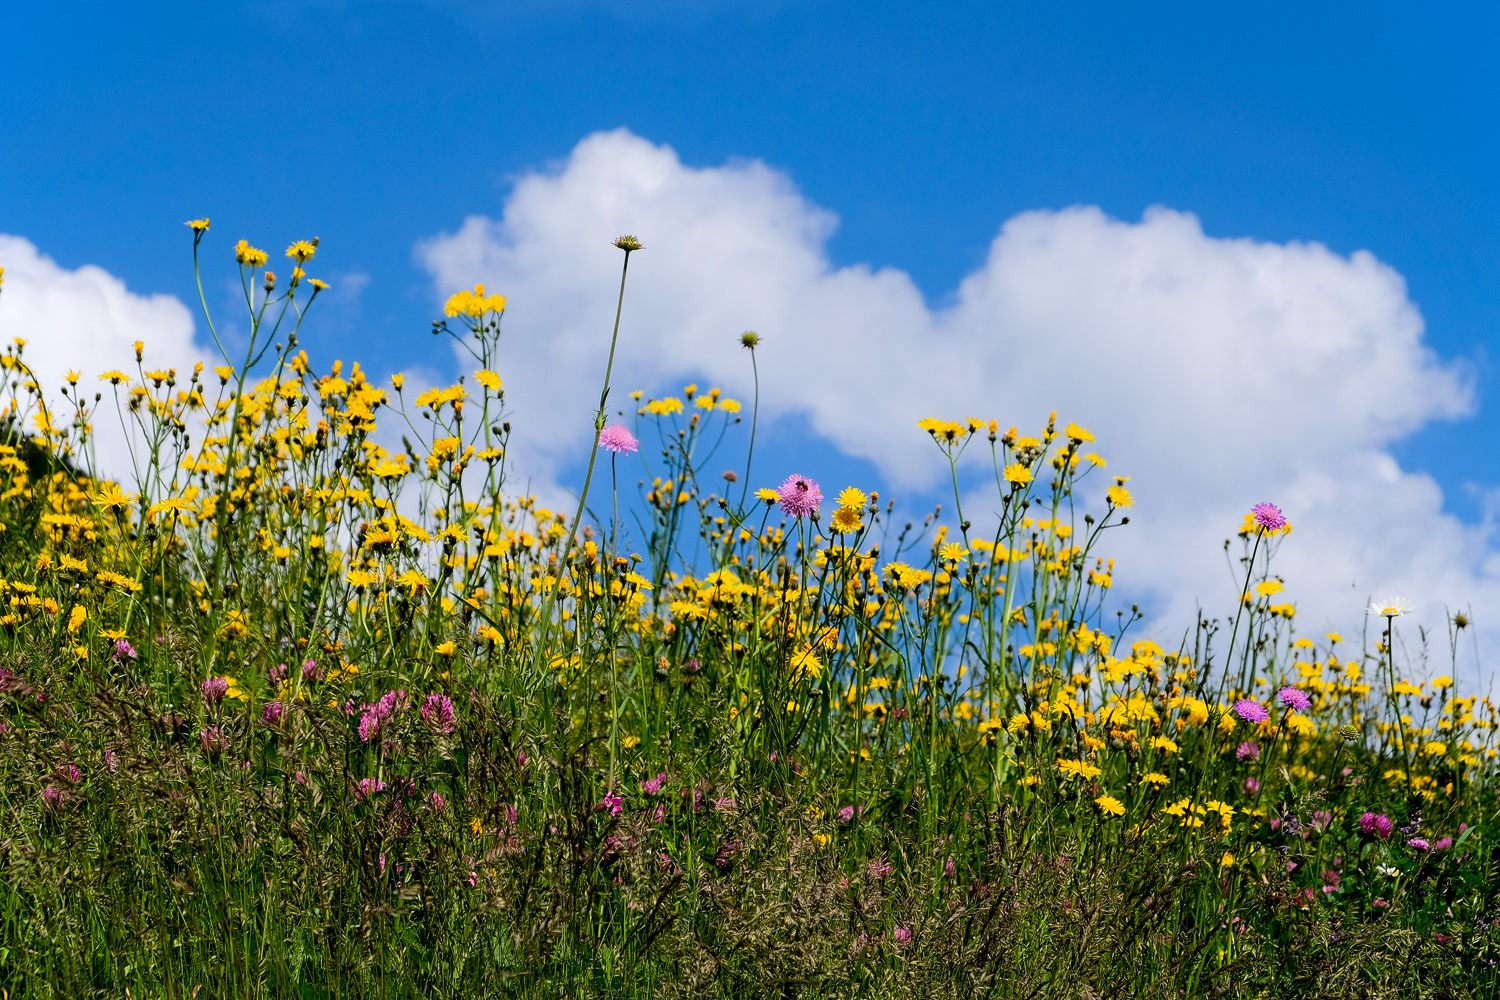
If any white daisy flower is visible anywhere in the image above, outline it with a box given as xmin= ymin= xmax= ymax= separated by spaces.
xmin=1368 ymin=597 xmax=1415 ymax=619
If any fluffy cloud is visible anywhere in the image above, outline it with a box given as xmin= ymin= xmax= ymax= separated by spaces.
xmin=0 ymin=234 xmax=202 ymax=477
xmin=419 ymin=128 xmax=1497 ymax=684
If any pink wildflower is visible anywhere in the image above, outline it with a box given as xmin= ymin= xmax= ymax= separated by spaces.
xmin=199 ymin=726 xmax=228 ymax=756
xmin=357 ymin=777 xmax=386 ymax=798
xmin=420 ymin=693 xmax=457 ymax=734
xmin=1251 ymin=502 xmax=1287 ymax=531
xmin=113 ymin=638 xmax=137 ymax=661
xmin=775 ymin=474 xmax=822 ymax=518
xmin=893 ymin=927 xmax=913 ymax=945
xmin=1236 ymin=740 xmax=1261 ymax=761
xmin=598 ymin=425 xmax=639 ymax=454
xmin=1234 ymin=699 xmax=1269 ymax=724
xmin=1277 ymin=687 xmax=1311 ymax=711
xmin=1360 ymin=812 xmax=1393 ymax=840
xmin=201 ymin=675 xmax=229 ymax=704
xmin=1408 ymin=838 xmax=1431 ymax=851
xmin=259 ymin=701 xmax=286 ymax=729
xmin=596 ymin=793 xmax=623 ymax=817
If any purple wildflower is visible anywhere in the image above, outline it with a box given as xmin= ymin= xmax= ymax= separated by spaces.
xmin=420 ymin=693 xmax=457 ymax=734
xmin=1433 ymin=836 xmax=1453 ymax=850
xmin=301 ymin=658 xmax=323 ymax=681
xmin=775 ymin=474 xmax=823 ymax=518
xmin=639 ymin=772 xmax=667 ymax=796
xmin=429 ymin=792 xmax=447 ymax=812
xmin=596 ymin=793 xmax=623 ymax=817
xmin=893 ymin=927 xmax=913 ymax=945
xmin=358 ymin=710 xmax=382 ymax=743
xmin=357 ymin=777 xmax=386 ymax=799
xmin=199 ymin=726 xmax=228 ymax=756
xmin=945 ymin=858 xmax=957 ymax=878
xmin=201 ymin=675 xmax=229 ymax=704
xmin=1251 ymin=502 xmax=1287 ymax=532
xmin=597 ymin=425 xmax=639 ymax=454
xmin=41 ymin=786 xmax=67 ymax=814
xmin=259 ymin=701 xmax=286 ymax=729
xmin=1236 ymin=740 xmax=1261 ymax=762
xmin=1408 ymin=838 xmax=1431 ymax=851
xmin=1360 ymin=812 xmax=1393 ymax=840
xmin=1278 ymin=687 xmax=1311 ymax=711
xmin=113 ymin=638 xmax=137 ymax=661
xmin=1241 ymin=777 xmax=1261 ymax=796
xmin=103 ymin=748 xmax=118 ymax=772
xmin=869 ymin=858 xmax=893 ymax=881
xmin=1234 ymin=699 xmax=1269 ymax=724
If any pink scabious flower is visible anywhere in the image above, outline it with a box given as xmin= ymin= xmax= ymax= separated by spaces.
xmin=1234 ymin=699 xmax=1269 ymax=724
xmin=1360 ymin=812 xmax=1394 ymax=840
xmin=597 ymin=424 xmax=639 ymax=454
xmin=775 ymin=474 xmax=822 ymax=518
xmin=1433 ymin=836 xmax=1453 ymax=850
xmin=201 ymin=675 xmax=229 ymax=704
xmin=1236 ymin=740 xmax=1261 ymax=762
xmin=1251 ymin=502 xmax=1287 ymax=532
xmin=1241 ymin=777 xmax=1261 ymax=796
xmin=1408 ymin=838 xmax=1431 ymax=851
xmin=1277 ymin=687 xmax=1311 ymax=711
xmin=420 ymin=693 xmax=457 ymax=734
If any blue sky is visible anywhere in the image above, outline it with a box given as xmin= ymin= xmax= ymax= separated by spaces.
xmin=3 ymin=1 xmax=1499 ymax=660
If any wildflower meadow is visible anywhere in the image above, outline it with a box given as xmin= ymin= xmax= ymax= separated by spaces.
xmin=0 ymin=225 xmax=1496 ymax=999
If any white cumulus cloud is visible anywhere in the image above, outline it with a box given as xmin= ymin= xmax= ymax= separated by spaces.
xmin=419 ymin=128 xmax=1498 ymax=686
xmin=0 ymin=234 xmax=203 ymax=478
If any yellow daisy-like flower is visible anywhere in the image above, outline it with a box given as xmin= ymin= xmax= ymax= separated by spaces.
xmin=435 ymin=641 xmax=457 ymax=656
xmin=474 ymin=369 xmax=502 ymax=391
xmin=1139 ymin=771 xmax=1170 ymax=788
xmin=185 ymin=218 xmax=211 ymax=232
xmin=836 ymin=487 xmax=868 ymax=511
xmin=829 ymin=507 xmax=863 ymax=534
xmin=1057 ymin=758 xmax=1102 ymax=780
xmin=1106 ymin=484 xmax=1134 ymax=508
xmin=755 ymin=488 xmax=778 ymax=505
xmin=234 ymin=240 xmax=269 ymax=268
xmin=1150 ymin=736 xmax=1179 ymax=754
xmin=1064 ymin=422 xmax=1094 ymax=443
xmin=1094 ymin=794 xmax=1125 ymax=817
xmin=93 ymin=481 xmax=137 ymax=512
xmin=1003 ymin=463 xmax=1033 ymax=486
xmin=285 ymin=240 xmax=317 ymax=263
